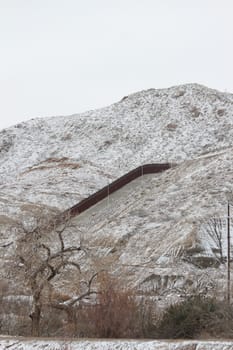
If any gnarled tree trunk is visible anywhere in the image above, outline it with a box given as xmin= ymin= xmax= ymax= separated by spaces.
xmin=30 ymin=296 xmax=41 ymax=336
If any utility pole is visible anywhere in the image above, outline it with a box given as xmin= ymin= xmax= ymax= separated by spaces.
xmin=227 ymin=201 xmax=231 ymax=303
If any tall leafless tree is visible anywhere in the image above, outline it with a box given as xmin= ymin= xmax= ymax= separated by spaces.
xmin=15 ymin=214 xmax=98 ymax=336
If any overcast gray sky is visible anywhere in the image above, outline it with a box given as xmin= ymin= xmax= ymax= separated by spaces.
xmin=0 ymin=0 xmax=233 ymax=130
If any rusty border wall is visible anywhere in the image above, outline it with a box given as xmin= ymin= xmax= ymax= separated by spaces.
xmin=60 ymin=163 xmax=171 ymax=220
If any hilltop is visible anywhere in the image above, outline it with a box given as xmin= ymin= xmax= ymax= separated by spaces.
xmin=0 ymin=83 xmax=233 ymax=215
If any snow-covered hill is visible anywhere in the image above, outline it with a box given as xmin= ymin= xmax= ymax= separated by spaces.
xmin=0 ymin=83 xmax=233 ymax=213
xmin=1 ymin=83 xmax=233 ymax=335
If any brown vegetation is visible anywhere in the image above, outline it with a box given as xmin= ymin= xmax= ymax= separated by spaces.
xmin=14 ymin=214 xmax=98 ymax=337
xmin=84 ymin=272 xmax=143 ymax=338
xmin=155 ymin=295 xmax=233 ymax=339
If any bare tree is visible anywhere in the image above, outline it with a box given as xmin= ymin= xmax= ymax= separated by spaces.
xmin=50 ymin=271 xmax=99 ymax=336
xmin=15 ymin=215 xmax=98 ymax=336
xmin=205 ymin=218 xmax=224 ymax=263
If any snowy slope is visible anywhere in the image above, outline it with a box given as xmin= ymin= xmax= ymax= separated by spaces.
xmin=1 ymin=83 xmax=233 ymax=334
xmin=0 ymin=83 xmax=233 ymax=212
xmin=69 ymin=147 xmax=233 ymax=299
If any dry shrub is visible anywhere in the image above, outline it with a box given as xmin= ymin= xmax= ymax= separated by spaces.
xmin=84 ymin=272 xmax=142 ymax=338
xmin=40 ymin=306 xmax=67 ymax=337
xmin=155 ymin=295 xmax=233 ymax=339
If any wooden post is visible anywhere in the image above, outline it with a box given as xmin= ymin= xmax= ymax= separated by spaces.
xmin=227 ymin=202 xmax=231 ymax=303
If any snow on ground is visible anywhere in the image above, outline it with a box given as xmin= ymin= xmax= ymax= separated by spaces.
xmin=1 ymin=85 xmax=233 ymax=285
xmin=0 ymin=337 xmax=233 ymax=350
xmin=67 ymin=147 xmax=233 ymax=297
xmin=1 ymin=83 xmax=233 ymax=212
xmin=1 ymin=83 xmax=233 ymax=331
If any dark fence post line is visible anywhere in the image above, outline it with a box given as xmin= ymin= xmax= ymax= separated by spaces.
xmin=227 ymin=202 xmax=231 ymax=303
xmin=59 ymin=163 xmax=172 ymax=222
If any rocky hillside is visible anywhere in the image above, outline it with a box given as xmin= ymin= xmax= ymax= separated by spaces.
xmin=1 ymin=83 xmax=233 ymax=334
xmin=0 ymin=83 xmax=233 ymax=214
